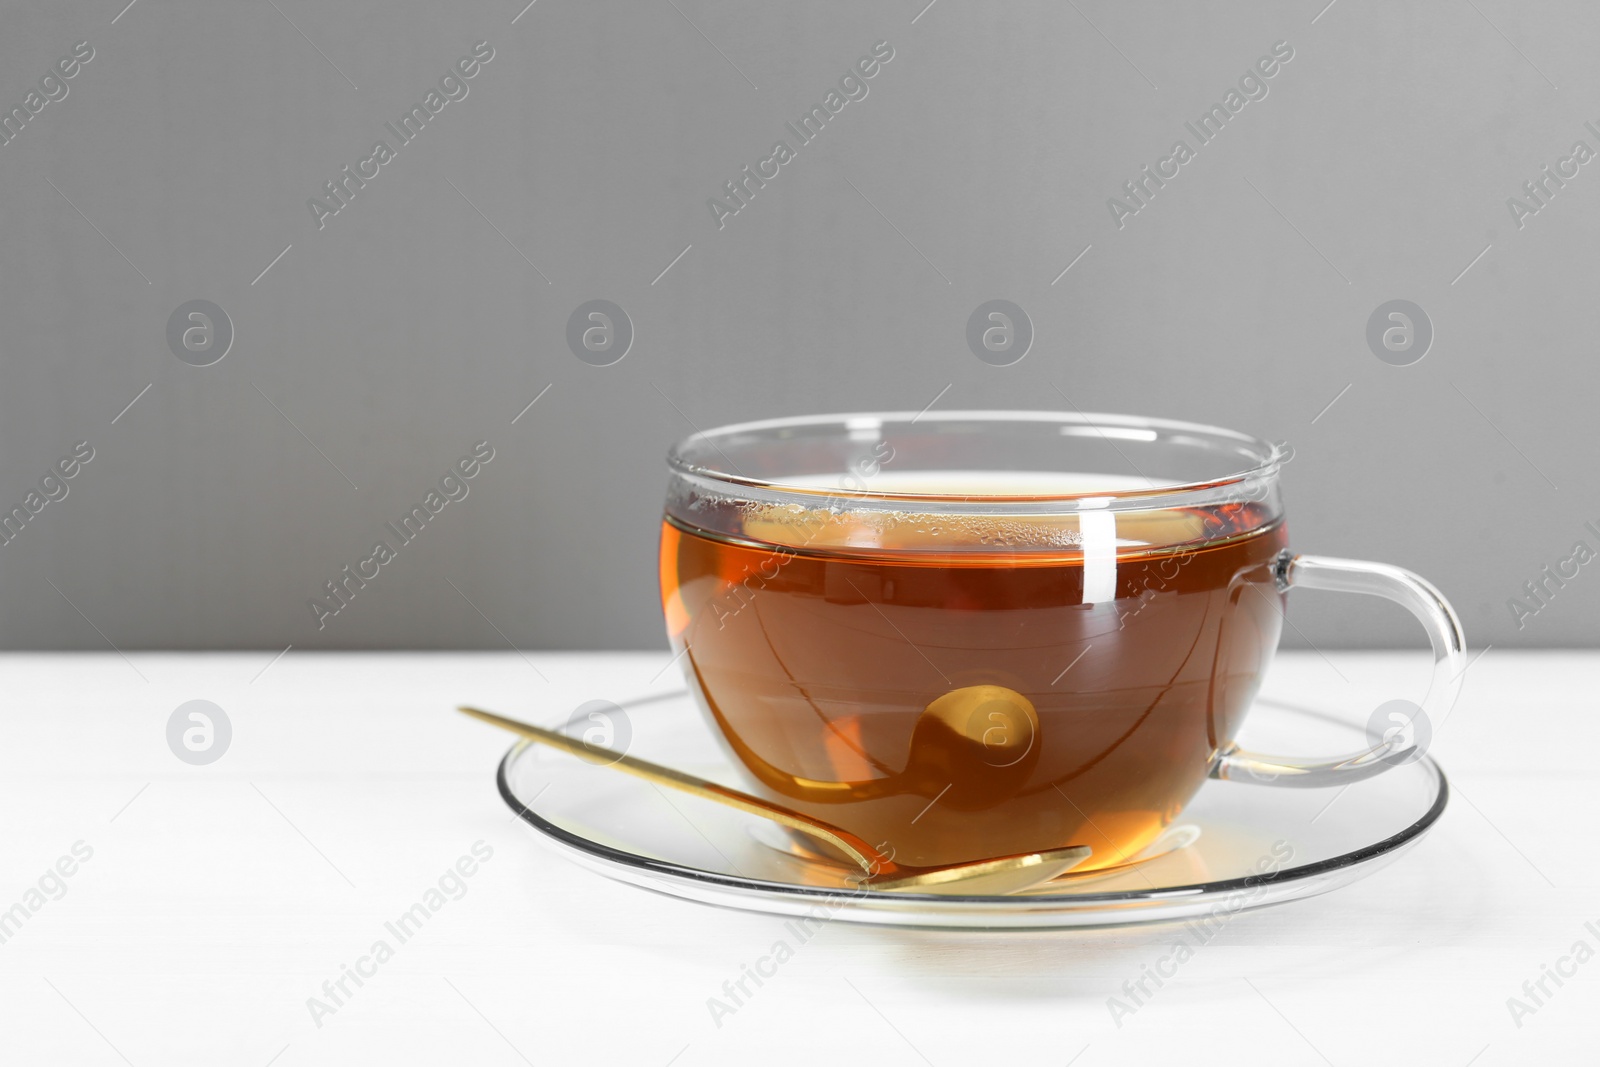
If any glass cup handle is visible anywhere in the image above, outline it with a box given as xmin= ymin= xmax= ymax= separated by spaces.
xmin=1209 ymin=551 xmax=1467 ymax=788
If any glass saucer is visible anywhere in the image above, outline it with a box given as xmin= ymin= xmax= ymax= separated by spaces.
xmin=496 ymin=690 xmax=1447 ymax=929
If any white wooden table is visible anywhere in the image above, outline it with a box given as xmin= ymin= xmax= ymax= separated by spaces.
xmin=0 ymin=650 xmax=1593 ymax=1066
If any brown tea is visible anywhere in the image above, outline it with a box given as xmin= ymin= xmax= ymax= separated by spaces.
xmin=659 ymin=486 xmax=1287 ymax=871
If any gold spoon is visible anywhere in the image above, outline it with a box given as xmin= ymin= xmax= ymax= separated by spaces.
xmin=458 ymin=704 xmax=1091 ymax=894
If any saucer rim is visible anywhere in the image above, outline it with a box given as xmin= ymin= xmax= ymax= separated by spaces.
xmin=494 ymin=697 xmax=1450 ymax=909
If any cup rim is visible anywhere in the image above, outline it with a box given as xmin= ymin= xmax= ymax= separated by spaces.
xmin=666 ymin=410 xmax=1288 ymax=505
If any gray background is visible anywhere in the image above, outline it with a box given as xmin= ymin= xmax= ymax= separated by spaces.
xmin=1 ymin=0 xmax=1594 ymax=652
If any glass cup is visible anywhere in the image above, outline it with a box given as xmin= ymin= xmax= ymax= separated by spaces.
xmin=658 ymin=412 xmax=1465 ymax=871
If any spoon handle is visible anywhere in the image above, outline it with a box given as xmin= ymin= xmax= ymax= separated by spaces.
xmin=457 ymin=705 xmax=890 ymax=875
